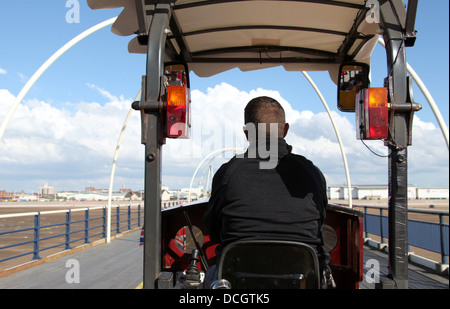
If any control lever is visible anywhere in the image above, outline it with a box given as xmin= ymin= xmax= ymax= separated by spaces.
xmin=183 ymin=249 xmax=202 ymax=289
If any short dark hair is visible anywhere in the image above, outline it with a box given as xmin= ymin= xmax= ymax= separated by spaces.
xmin=244 ymin=96 xmax=285 ymax=138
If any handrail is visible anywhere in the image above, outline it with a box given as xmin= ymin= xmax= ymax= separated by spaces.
xmin=354 ymin=203 xmax=449 ymax=267
xmin=0 ymin=201 xmax=183 ymax=268
xmin=0 ymin=206 xmax=104 ymax=219
xmin=351 ymin=203 xmax=449 ymax=215
xmin=0 ymin=204 xmax=143 ymax=266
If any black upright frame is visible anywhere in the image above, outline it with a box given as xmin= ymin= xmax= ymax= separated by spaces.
xmin=379 ymin=0 xmax=419 ymax=289
xmin=132 ymin=1 xmax=173 ymax=289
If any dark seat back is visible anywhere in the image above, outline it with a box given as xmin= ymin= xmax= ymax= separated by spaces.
xmin=217 ymin=240 xmax=320 ymax=289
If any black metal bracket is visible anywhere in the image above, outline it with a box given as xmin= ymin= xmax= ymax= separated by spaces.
xmin=404 ymin=0 xmax=418 ymax=47
xmin=384 ymin=75 xmax=422 ymax=147
xmin=132 ymin=77 xmax=165 ymax=114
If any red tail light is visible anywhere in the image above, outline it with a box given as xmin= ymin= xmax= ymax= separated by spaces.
xmin=166 ymin=86 xmax=189 ymax=138
xmin=356 ymin=88 xmax=389 ymax=140
xmin=364 ymin=88 xmax=388 ymax=139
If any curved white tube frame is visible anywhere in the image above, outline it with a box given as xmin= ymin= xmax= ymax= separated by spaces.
xmin=0 ymin=17 xmax=121 ymax=243
xmin=302 ymin=72 xmax=353 ymax=208
xmin=106 ymin=91 xmax=141 ymax=243
xmin=188 ymin=148 xmax=245 ymax=202
xmin=0 ymin=17 xmax=118 ymax=143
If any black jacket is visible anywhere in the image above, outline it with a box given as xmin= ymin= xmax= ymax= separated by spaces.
xmin=204 ymin=138 xmax=328 ymax=261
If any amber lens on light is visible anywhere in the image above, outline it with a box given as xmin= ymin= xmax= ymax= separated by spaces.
xmin=367 ymin=87 xmax=387 ymax=108
xmin=168 ymin=86 xmax=187 ymax=107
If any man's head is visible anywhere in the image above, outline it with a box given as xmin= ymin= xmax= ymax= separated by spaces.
xmin=244 ymin=96 xmax=289 ymax=141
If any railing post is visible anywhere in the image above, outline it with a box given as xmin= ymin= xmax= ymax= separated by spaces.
xmin=116 ymin=206 xmax=120 ymax=234
xmin=84 ymin=208 xmax=90 ymax=244
xmin=439 ymin=213 xmax=448 ymax=265
xmin=65 ymin=210 xmax=71 ymax=250
xmin=102 ymin=207 xmax=107 ymax=238
xmin=380 ymin=208 xmax=385 ymax=245
xmin=364 ymin=207 xmax=369 ymax=238
xmin=32 ymin=212 xmax=41 ymax=260
xmin=138 ymin=204 xmax=141 ymax=227
xmin=128 ymin=205 xmax=131 ymax=230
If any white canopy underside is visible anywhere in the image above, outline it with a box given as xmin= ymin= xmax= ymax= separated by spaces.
xmin=88 ymin=0 xmax=380 ymax=80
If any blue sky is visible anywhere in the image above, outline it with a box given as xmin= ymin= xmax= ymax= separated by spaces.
xmin=0 ymin=1 xmax=448 ymax=193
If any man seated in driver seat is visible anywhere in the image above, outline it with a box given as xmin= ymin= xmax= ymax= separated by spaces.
xmin=204 ymin=96 xmax=329 ymax=288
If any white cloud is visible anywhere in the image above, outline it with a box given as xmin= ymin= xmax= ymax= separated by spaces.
xmin=165 ymin=84 xmax=448 ymax=189
xmin=0 ymin=67 xmax=6 ymax=74
xmin=0 ymin=83 xmax=448 ymax=193
xmin=0 ymin=88 xmax=142 ymax=191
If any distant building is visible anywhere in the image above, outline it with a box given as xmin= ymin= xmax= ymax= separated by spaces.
xmin=14 ymin=192 xmax=38 ymax=202
xmin=353 ymin=185 xmax=390 ymax=200
xmin=416 ymin=187 xmax=449 ymax=199
xmin=328 ymin=185 xmax=448 ymax=200
xmin=38 ymin=183 xmax=54 ymax=196
xmin=66 ymin=192 xmax=127 ymax=201
xmin=85 ymin=186 xmax=108 ymax=193
xmin=124 ymin=191 xmax=144 ymax=201
xmin=120 ymin=184 xmax=133 ymax=193
xmin=0 ymin=190 xmax=15 ymax=201
xmin=161 ymin=189 xmax=171 ymax=201
xmin=57 ymin=191 xmax=79 ymax=199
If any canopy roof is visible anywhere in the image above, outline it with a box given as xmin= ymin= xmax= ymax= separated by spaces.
xmin=88 ymin=0 xmax=380 ymax=79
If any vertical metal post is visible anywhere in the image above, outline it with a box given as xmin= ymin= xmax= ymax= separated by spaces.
xmin=143 ymin=113 xmax=163 ymax=289
xmin=32 ymin=212 xmax=41 ymax=260
xmin=364 ymin=207 xmax=369 ymax=239
xmin=380 ymin=209 xmax=385 ymax=245
xmin=132 ymin=3 xmax=171 ymax=289
xmin=380 ymin=0 xmax=412 ymax=289
xmin=84 ymin=208 xmax=90 ymax=244
xmin=102 ymin=207 xmax=107 ymax=239
xmin=439 ymin=214 xmax=447 ymax=265
xmin=65 ymin=210 xmax=71 ymax=250
xmin=138 ymin=204 xmax=141 ymax=227
xmin=116 ymin=206 xmax=120 ymax=234
xmin=128 ymin=205 xmax=131 ymax=230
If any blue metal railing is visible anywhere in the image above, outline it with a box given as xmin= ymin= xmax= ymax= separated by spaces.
xmin=2 ymin=201 xmax=447 ymax=271
xmin=360 ymin=205 xmax=449 ymax=265
xmin=0 ymin=204 xmax=143 ymax=265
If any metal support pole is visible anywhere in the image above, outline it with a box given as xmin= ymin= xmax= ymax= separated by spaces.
xmin=379 ymin=0 xmax=412 ymax=289
xmin=138 ymin=3 xmax=171 ymax=290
